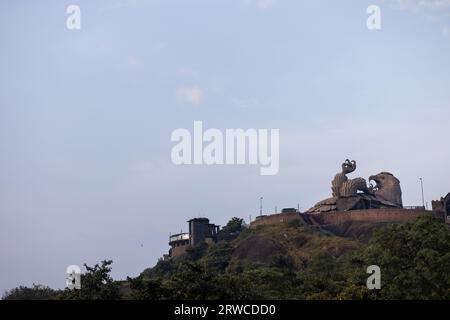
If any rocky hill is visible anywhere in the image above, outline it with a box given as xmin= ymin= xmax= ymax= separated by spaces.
xmin=4 ymin=213 xmax=450 ymax=300
xmin=228 ymin=218 xmax=360 ymax=271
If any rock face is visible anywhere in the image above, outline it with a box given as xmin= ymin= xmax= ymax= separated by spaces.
xmin=231 ymin=235 xmax=287 ymax=266
xmin=307 ymin=160 xmax=403 ymax=213
xmin=228 ymin=219 xmax=360 ymax=271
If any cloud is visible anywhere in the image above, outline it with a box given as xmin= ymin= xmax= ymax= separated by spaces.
xmin=176 ymin=86 xmax=204 ymax=106
xmin=242 ymin=0 xmax=275 ymax=10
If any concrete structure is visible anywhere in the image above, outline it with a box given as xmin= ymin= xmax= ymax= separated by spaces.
xmin=432 ymin=192 xmax=450 ymax=213
xmin=168 ymin=232 xmax=190 ymax=258
xmin=250 ymin=207 xmax=446 ymax=229
xmin=168 ymin=217 xmax=220 ymax=258
xmin=311 ymin=208 xmax=443 ymax=225
xmin=188 ymin=218 xmax=220 ymax=246
xmin=251 ymin=210 xmax=301 ymax=228
xmin=432 ymin=192 xmax=450 ymax=223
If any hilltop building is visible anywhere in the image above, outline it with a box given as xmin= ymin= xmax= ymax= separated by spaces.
xmin=168 ymin=217 xmax=220 ymax=258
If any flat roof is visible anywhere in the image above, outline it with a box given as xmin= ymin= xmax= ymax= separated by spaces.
xmin=187 ymin=217 xmax=210 ymax=222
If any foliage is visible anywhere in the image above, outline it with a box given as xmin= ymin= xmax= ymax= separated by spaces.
xmin=142 ymin=258 xmax=178 ymax=278
xmin=127 ymin=274 xmax=166 ymax=300
xmin=6 ymin=215 xmax=450 ymax=300
xmin=342 ymin=214 xmax=450 ymax=299
xmin=57 ymin=260 xmax=120 ymax=300
xmin=200 ymin=242 xmax=233 ymax=272
xmin=184 ymin=241 xmax=208 ymax=261
xmin=2 ymin=284 xmax=60 ymax=300
xmin=295 ymin=254 xmax=340 ymax=299
xmin=222 ymin=217 xmax=244 ymax=234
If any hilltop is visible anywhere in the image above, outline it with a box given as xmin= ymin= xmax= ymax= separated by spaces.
xmin=3 ymin=213 xmax=450 ymax=300
xmin=144 ymin=210 xmax=425 ymax=277
xmin=126 ymin=213 xmax=450 ymax=300
xmin=145 ymin=217 xmax=360 ymax=278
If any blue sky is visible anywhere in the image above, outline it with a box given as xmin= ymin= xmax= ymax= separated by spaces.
xmin=1 ymin=0 xmax=450 ymax=293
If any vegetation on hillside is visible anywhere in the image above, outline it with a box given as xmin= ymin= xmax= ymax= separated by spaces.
xmin=3 ymin=215 xmax=450 ymax=300
xmin=2 ymin=284 xmax=61 ymax=300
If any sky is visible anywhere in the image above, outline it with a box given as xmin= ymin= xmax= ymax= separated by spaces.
xmin=1 ymin=0 xmax=450 ymax=294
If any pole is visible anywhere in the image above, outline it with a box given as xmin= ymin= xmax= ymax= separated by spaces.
xmin=260 ymin=197 xmax=263 ymax=216
xmin=420 ymin=178 xmax=425 ymax=209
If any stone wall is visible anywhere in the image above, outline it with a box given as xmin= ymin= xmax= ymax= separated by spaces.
xmin=311 ymin=208 xmax=444 ymax=225
xmin=250 ymin=212 xmax=301 ymax=228
xmin=249 ymin=208 xmax=445 ymax=229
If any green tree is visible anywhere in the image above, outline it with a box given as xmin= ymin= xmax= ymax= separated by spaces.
xmin=185 ymin=242 xmax=209 ymax=261
xmin=201 ymin=242 xmax=233 ymax=272
xmin=295 ymin=254 xmax=346 ymax=299
xmin=2 ymin=284 xmax=60 ymax=300
xmin=164 ymin=262 xmax=220 ymax=299
xmin=342 ymin=214 xmax=450 ymax=299
xmin=142 ymin=258 xmax=178 ymax=278
xmin=58 ymin=260 xmax=120 ymax=300
xmin=164 ymin=261 xmax=268 ymax=300
xmin=127 ymin=274 xmax=166 ymax=300
xmin=239 ymin=266 xmax=298 ymax=299
xmin=222 ymin=217 xmax=244 ymax=234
